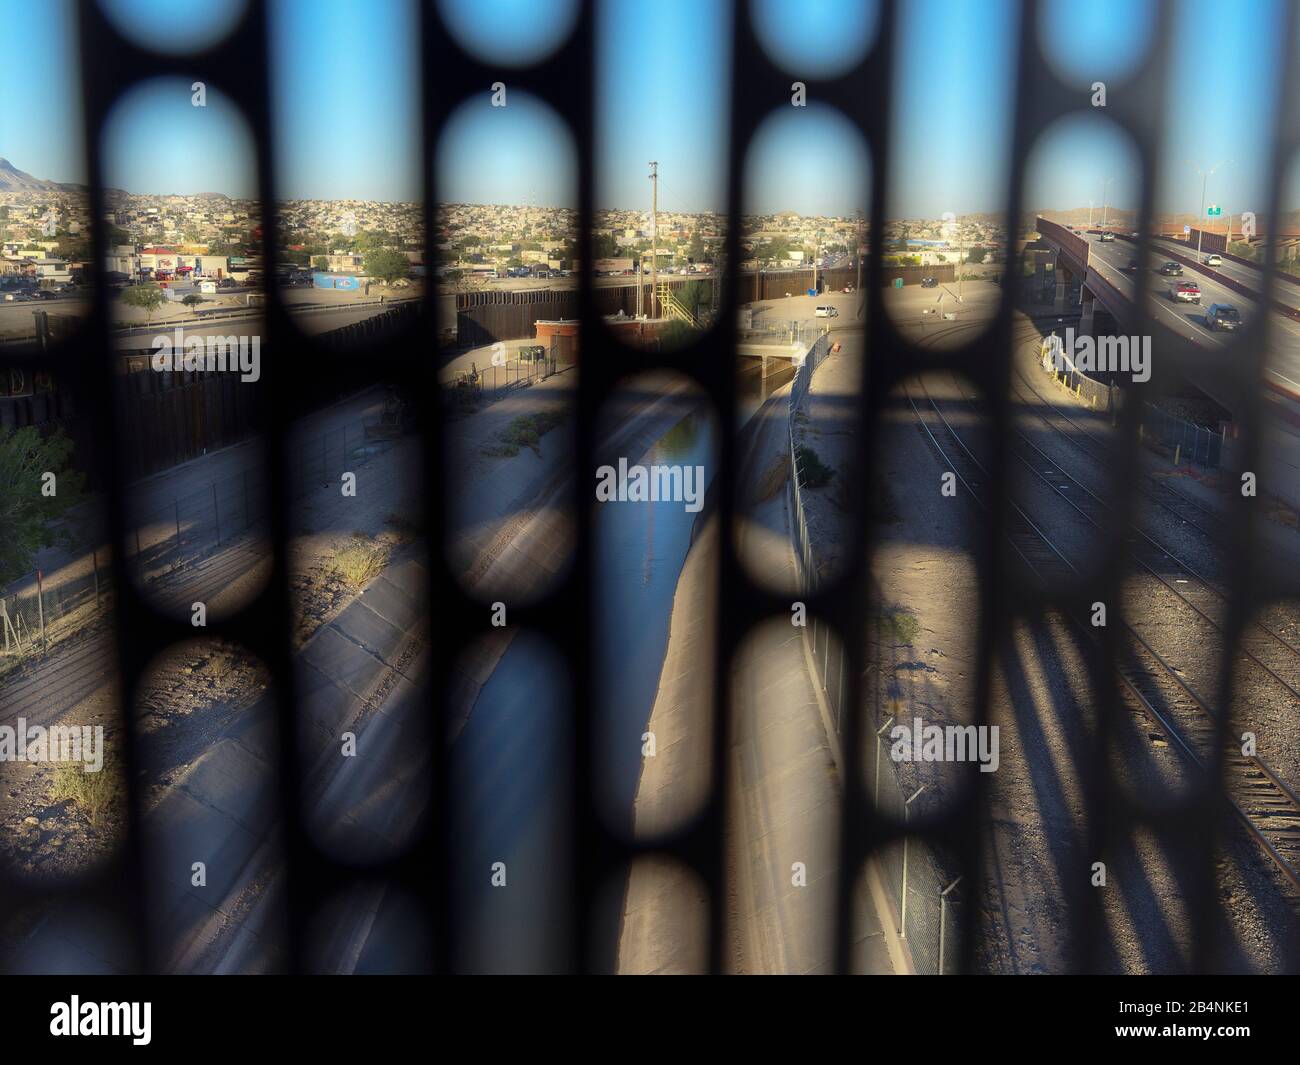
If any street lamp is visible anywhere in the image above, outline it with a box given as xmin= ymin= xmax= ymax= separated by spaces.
xmin=1100 ymin=176 xmax=1115 ymax=229
xmin=1186 ymin=159 xmax=1232 ymax=261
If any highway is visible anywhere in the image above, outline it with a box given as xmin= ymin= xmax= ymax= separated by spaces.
xmin=1084 ymin=232 xmax=1300 ymax=396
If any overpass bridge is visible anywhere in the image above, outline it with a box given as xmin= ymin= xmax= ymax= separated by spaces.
xmin=1035 ymin=216 xmax=1300 ymax=416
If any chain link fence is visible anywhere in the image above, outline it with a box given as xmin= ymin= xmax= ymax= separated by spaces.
xmin=785 ymin=330 xmax=962 ymax=975
xmin=1 ymin=409 xmax=404 ymax=659
xmin=1140 ymin=402 xmax=1224 ymax=467
xmin=444 ymin=348 xmax=560 ymax=414
xmin=1039 ymin=334 xmax=1225 ymax=467
xmin=741 ymin=317 xmax=827 ymax=347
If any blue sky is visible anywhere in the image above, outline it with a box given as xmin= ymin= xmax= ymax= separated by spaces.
xmin=1154 ymin=0 xmax=1286 ymax=218
xmin=99 ymin=0 xmax=246 ymax=53
xmin=437 ymin=93 xmax=576 ymax=207
xmin=1023 ymin=114 xmax=1140 ymax=217
xmin=595 ymin=0 xmax=731 ymax=213
xmin=0 ymin=0 xmax=84 ymax=184
xmin=102 ymin=79 xmax=256 ymax=198
xmin=888 ymin=0 xmax=1018 ymax=217
xmin=745 ymin=106 xmax=870 ymax=217
xmin=437 ymin=0 xmax=579 ymax=66
xmin=270 ymin=0 xmax=420 ymax=202
xmin=751 ymin=0 xmax=880 ymax=80
xmin=5 ymin=0 xmax=1298 ymax=218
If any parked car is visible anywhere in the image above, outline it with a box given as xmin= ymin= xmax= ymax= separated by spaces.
xmin=920 ymin=276 xmax=939 ymax=288
xmin=1171 ymin=281 xmax=1201 ymax=303
xmin=1205 ymin=303 xmax=1241 ymax=332
xmin=1204 ymin=253 xmax=1223 ymax=266
xmin=1159 ymin=261 xmax=1183 ymax=276
xmin=814 ymin=305 xmax=839 ymax=318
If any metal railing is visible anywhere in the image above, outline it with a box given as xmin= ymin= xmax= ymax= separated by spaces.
xmin=1040 ymin=334 xmax=1225 ymax=467
xmin=786 ymin=331 xmax=962 ymax=974
xmin=444 ymin=350 xmax=561 ymax=412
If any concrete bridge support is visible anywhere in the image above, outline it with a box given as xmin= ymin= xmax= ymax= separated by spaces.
xmin=1079 ymin=288 xmax=1095 ymax=336
xmin=1054 ymin=265 xmax=1073 ymax=314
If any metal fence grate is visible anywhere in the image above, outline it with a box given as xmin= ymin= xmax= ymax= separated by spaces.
xmin=0 ymin=0 xmax=1297 ymax=977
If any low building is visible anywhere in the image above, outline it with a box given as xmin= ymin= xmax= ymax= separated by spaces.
xmin=326 ymin=251 xmax=364 ymax=272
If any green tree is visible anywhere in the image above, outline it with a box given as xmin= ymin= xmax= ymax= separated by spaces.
xmin=182 ymin=293 xmax=204 ymax=314
xmin=675 ymin=280 xmax=707 ymax=317
xmin=761 ymin=237 xmax=791 ymax=262
xmin=121 ymin=284 xmax=165 ymax=323
xmin=593 ymin=232 xmax=619 ymax=259
xmin=364 ymin=247 xmax=410 ymax=284
xmin=966 ymin=246 xmax=987 ymax=264
xmin=0 ymin=427 xmax=85 ymax=584
xmin=688 ymin=229 xmax=705 ymax=261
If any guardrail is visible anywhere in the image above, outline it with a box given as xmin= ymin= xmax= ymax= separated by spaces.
xmin=109 ymin=295 xmax=421 ymax=334
xmin=1148 ymin=233 xmax=1300 ymax=294
xmin=785 ymin=331 xmax=960 ymax=974
xmin=1121 ymin=233 xmax=1300 ymax=330
xmin=1035 ymin=216 xmax=1090 ymax=270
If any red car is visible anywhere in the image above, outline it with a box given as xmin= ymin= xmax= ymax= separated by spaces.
xmin=1171 ymin=280 xmax=1201 ymax=304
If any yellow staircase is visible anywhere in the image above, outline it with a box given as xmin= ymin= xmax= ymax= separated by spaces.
xmin=655 ymin=281 xmax=698 ymax=327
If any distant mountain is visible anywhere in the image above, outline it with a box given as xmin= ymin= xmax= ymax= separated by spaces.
xmin=0 ymin=157 xmax=83 ymax=193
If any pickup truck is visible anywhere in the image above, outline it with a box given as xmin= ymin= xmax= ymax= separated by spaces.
xmin=1171 ymin=280 xmax=1201 ymax=304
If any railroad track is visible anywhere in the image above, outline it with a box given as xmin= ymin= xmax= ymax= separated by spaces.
xmin=901 ymin=331 xmax=1300 ymax=894
xmin=947 ymin=362 xmax=1300 ymax=707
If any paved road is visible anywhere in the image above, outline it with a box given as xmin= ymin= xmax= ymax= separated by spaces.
xmin=1086 ymin=232 xmax=1300 ymax=395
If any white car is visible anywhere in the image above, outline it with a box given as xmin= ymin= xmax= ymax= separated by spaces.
xmin=814 ymin=305 xmax=838 ymax=318
xmin=1204 ymin=254 xmax=1223 ymax=266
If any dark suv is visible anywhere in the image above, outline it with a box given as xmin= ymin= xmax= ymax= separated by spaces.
xmin=920 ymin=276 xmax=938 ymax=288
xmin=1205 ymin=303 xmax=1241 ymax=332
xmin=1159 ymin=261 xmax=1183 ymax=276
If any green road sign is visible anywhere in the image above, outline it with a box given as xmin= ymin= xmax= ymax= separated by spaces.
xmin=1207 ymin=205 xmax=1222 ymax=216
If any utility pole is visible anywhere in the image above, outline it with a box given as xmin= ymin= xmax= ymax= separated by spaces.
xmin=957 ymin=215 xmax=963 ymax=303
xmin=1187 ymin=159 xmax=1231 ymax=262
xmin=855 ymin=211 xmax=864 ymax=314
xmin=1100 ymin=176 xmax=1115 ymax=230
xmin=649 ymin=161 xmax=658 ymax=318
